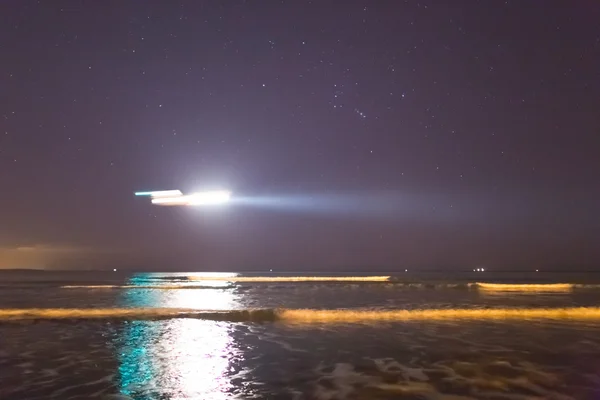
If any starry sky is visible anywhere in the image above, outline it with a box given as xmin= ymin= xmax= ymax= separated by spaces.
xmin=1 ymin=0 xmax=599 ymax=271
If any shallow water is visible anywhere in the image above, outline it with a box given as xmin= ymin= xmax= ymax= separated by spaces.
xmin=2 ymin=271 xmax=600 ymax=399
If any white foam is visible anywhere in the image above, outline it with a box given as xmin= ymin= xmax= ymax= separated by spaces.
xmin=372 ymin=357 xmax=429 ymax=381
xmin=313 ymin=363 xmax=372 ymax=400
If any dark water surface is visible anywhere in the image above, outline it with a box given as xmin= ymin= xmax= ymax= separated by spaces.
xmin=2 ymin=271 xmax=600 ymax=399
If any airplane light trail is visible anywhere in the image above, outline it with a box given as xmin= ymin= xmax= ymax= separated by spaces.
xmin=135 ymin=190 xmax=182 ymax=198
xmin=135 ymin=190 xmax=231 ymax=207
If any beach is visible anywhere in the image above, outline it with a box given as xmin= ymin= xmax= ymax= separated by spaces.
xmin=2 ymin=271 xmax=600 ymax=399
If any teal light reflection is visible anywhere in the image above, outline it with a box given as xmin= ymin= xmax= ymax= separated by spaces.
xmin=116 ymin=273 xmax=240 ymax=399
xmin=117 ymin=321 xmax=159 ymax=397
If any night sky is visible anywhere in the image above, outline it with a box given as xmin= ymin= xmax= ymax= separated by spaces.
xmin=1 ymin=1 xmax=599 ymax=271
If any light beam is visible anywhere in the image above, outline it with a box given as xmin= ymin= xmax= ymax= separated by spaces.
xmin=141 ymin=190 xmax=231 ymax=206
xmin=135 ymin=190 xmax=182 ymax=197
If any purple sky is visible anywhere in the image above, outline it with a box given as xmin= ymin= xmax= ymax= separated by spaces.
xmin=1 ymin=1 xmax=599 ymax=270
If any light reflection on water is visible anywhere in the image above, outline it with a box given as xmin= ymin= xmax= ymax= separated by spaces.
xmin=116 ymin=273 xmax=240 ymax=399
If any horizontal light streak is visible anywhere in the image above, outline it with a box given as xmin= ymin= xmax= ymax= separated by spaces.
xmin=277 ymin=307 xmax=600 ymax=322
xmin=477 ymin=283 xmax=573 ymax=292
xmin=2 ymin=307 xmax=600 ymax=322
xmin=149 ymin=191 xmax=231 ymax=206
xmin=188 ymin=275 xmax=391 ymax=282
xmin=135 ymin=190 xmax=182 ymax=197
xmin=60 ymin=285 xmax=231 ymax=290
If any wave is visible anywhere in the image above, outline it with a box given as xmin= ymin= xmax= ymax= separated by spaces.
xmin=188 ymin=275 xmax=392 ymax=282
xmin=55 ymin=282 xmax=600 ymax=292
xmin=2 ymin=307 xmax=600 ymax=323
xmin=475 ymin=282 xmax=573 ymax=292
xmin=60 ymin=285 xmax=233 ymax=290
xmin=0 ymin=308 xmax=277 ymax=322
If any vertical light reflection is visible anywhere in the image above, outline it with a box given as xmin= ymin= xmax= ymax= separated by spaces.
xmin=159 ymin=319 xmax=233 ymax=398
xmin=116 ymin=273 xmax=240 ymax=399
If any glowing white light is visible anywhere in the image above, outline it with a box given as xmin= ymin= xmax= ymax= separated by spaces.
xmin=152 ymin=196 xmax=190 ymax=205
xmin=186 ymin=191 xmax=231 ymax=206
xmin=150 ymin=191 xmax=231 ymax=206
xmin=135 ymin=190 xmax=182 ymax=197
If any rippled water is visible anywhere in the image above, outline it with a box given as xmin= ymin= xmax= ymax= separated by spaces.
xmin=2 ymin=271 xmax=600 ymax=399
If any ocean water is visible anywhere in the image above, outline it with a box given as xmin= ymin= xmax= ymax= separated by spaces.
xmin=2 ymin=271 xmax=600 ymax=399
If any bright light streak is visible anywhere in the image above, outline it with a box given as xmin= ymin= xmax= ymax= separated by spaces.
xmin=6 ymin=307 xmax=600 ymax=322
xmin=150 ymin=191 xmax=231 ymax=206
xmin=135 ymin=190 xmax=182 ymax=197
xmin=151 ymin=196 xmax=190 ymax=206
xmin=187 ymin=191 xmax=231 ymax=205
xmin=477 ymin=283 xmax=573 ymax=292
xmin=188 ymin=275 xmax=390 ymax=282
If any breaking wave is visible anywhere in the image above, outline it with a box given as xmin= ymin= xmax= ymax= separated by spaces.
xmin=2 ymin=307 xmax=600 ymax=322
xmin=55 ymin=281 xmax=600 ymax=292
xmin=60 ymin=285 xmax=233 ymax=290
xmin=475 ymin=282 xmax=573 ymax=292
xmin=188 ymin=275 xmax=392 ymax=282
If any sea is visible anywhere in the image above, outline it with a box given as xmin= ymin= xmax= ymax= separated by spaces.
xmin=2 ymin=270 xmax=600 ymax=400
